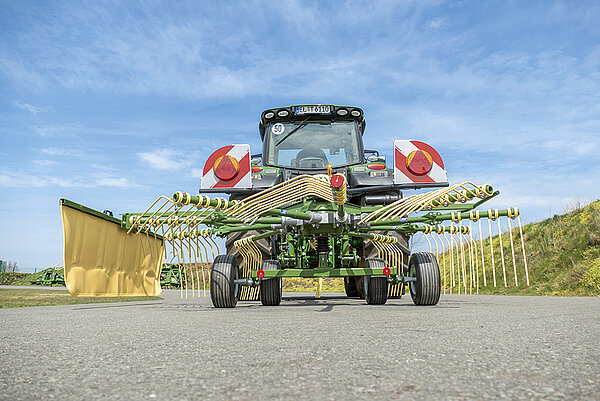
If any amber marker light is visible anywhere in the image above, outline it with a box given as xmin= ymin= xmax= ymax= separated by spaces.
xmin=367 ymin=163 xmax=386 ymax=170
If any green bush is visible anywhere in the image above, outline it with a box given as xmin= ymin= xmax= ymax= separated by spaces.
xmin=580 ymin=257 xmax=600 ymax=291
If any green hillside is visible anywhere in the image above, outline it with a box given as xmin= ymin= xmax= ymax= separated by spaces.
xmin=440 ymin=200 xmax=600 ymax=296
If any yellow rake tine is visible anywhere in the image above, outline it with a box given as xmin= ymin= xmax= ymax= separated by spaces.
xmin=478 ymin=218 xmax=486 ymax=286
xmin=497 ymin=217 xmax=507 ymax=288
xmin=507 ymin=215 xmax=518 ymax=286
xmin=488 ymin=217 xmax=497 ymax=287
xmin=517 ymin=215 xmax=530 ymax=286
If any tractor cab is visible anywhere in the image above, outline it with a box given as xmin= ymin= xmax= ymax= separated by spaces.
xmin=259 ymin=105 xmax=366 ymax=170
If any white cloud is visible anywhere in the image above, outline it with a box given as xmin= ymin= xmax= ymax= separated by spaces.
xmin=428 ymin=17 xmax=446 ymax=29
xmin=32 ymin=159 xmax=57 ymax=167
xmin=137 ymin=149 xmax=192 ymax=170
xmin=14 ymin=101 xmax=52 ymax=114
xmin=0 ymin=172 xmax=137 ymax=189
xmin=40 ymin=147 xmax=79 ymax=156
xmin=94 ymin=177 xmax=131 ymax=188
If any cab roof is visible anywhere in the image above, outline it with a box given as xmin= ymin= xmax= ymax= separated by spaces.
xmin=259 ymin=104 xmax=366 ymax=140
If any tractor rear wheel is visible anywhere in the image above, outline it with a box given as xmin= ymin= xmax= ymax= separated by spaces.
xmin=363 ymin=258 xmax=389 ymax=305
xmin=344 ymin=277 xmax=360 ymax=298
xmin=210 ymin=255 xmax=239 ymax=308
xmin=260 ymin=260 xmax=282 ymax=306
xmin=409 ymin=252 xmax=441 ymax=306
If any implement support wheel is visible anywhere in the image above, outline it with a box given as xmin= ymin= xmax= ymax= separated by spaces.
xmin=260 ymin=260 xmax=282 ymax=306
xmin=409 ymin=252 xmax=441 ymax=306
xmin=210 ymin=255 xmax=239 ymax=308
xmin=363 ymin=258 xmax=389 ymax=305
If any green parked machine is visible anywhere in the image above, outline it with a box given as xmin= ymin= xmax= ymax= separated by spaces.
xmin=61 ymin=105 xmax=529 ymax=305
xmin=160 ymin=264 xmax=182 ymax=289
xmin=30 ymin=265 xmax=65 ymax=287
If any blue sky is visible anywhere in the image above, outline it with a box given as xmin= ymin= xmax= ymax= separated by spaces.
xmin=1 ymin=0 xmax=599 ymax=271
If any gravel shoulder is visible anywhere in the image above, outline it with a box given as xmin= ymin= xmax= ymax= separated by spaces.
xmin=1 ymin=290 xmax=599 ymax=400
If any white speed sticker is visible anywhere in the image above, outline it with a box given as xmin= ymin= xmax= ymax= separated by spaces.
xmin=271 ymin=123 xmax=285 ymax=135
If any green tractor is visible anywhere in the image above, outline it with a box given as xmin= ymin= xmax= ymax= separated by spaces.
xmin=60 ymin=104 xmax=527 ymax=305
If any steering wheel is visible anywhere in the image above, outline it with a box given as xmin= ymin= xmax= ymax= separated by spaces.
xmin=298 ymin=157 xmax=326 ymax=169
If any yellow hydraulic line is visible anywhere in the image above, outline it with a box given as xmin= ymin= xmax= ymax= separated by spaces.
xmin=366 ymin=185 xmax=449 ymax=222
xmin=517 ymin=215 xmax=530 ymax=286
xmin=375 ymin=185 xmax=450 ymax=222
xmin=229 ymin=176 xmax=334 ymax=221
xmin=227 ymin=175 xmax=312 ymax=213
xmin=364 ymin=181 xmax=487 ymax=223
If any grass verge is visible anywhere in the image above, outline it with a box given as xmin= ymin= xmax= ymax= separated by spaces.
xmin=283 ymin=278 xmax=345 ymax=293
xmin=0 ymin=288 xmax=160 ymax=308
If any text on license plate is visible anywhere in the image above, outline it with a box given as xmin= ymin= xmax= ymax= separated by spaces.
xmin=295 ymin=105 xmax=331 ymax=114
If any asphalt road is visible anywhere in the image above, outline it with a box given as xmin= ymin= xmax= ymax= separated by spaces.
xmin=1 ymin=289 xmax=599 ymax=400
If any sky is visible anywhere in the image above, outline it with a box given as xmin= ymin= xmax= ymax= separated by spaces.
xmin=1 ymin=0 xmax=599 ymax=272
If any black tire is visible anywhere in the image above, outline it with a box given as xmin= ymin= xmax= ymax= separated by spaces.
xmin=210 ymin=255 xmax=239 ymax=308
xmin=344 ymin=277 xmax=360 ymax=298
xmin=260 ymin=260 xmax=282 ymax=306
xmin=409 ymin=252 xmax=441 ymax=306
xmin=363 ymin=258 xmax=388 ymax=305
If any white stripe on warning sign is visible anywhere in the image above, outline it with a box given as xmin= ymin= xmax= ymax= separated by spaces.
xmin=393 ymin=140 xmax=447 ymax=185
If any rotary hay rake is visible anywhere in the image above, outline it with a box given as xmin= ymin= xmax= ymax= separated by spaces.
xmin=60 ymin=174 xmax=529 ymax=305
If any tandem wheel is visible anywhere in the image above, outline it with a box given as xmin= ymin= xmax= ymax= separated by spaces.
xmin=362 ymin=258 xmax=389 ymax=305
xmin=409 ymin=252 xmax=441 ymax=306
xmin=260 ymin=260 xmax=282 ymax=306
xmin=210 ymin=255 xmax=239 ymax=308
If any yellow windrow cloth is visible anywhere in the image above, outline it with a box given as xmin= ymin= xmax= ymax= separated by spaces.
xmin=61 ymin=203 xmax=164 ymax=297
